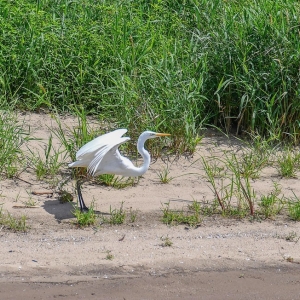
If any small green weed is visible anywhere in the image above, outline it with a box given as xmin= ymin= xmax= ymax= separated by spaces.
xmin=73 ymin=202 xmax=96 ymax=227
xmin=105 ymin=250 xmax=114 ymax=260
xmin=285 ymin=231 xmax=299 ymax=242
xmin=225 ymin=153 xmax=256 ymax=215
xmin=288 ymin=200 xmax=300 ymax=221
xmin=129 ymin=207 xmax=138 ymax=223
xmin=97 ymin=175 xmax=137 ymax=189
xmin=6 ymin=214 xmax=28 ymax=232
xmin=31 ymin=135 xmax=66 ymax=180
xmin=277 ymin=151 xmax=297 ymax=178
xmin=58 ymin=190 xmax=74 ymax=204
xmin=160 ymin=236 xmax=173 ymax=247
xmin=203 ymin=153 xmax=257 ymax=216
xmin=161 ymin=201 xmax=201 ymax=227
xmin=97 ymin=174 xmax=115 ymax=186
xmin=225 ymin=207 xmax=248 ymax=219
xmin=258 ymin=183 xmax=284 ymax=219
xmin=238 ymin=135 xmax=273 ymax=179
xmin=200 ymin=199 xmax=219 ymax=216
xmin=102 ymin=202 xmax=126 ymax=225
xmin=22 ymin=198 xmax=37 ymax=207
xmin=156 ymin=165 xmax=174 ymax=184
xmin=285 ymin=256 xmax=294 ymax=263
xmin=239 ymin=150 xmax=268 ymax=179
xmin=52 ymin=106 xmax=101 ymax=176
xmin=0 ymin=112 xmax=31 ymax=178
xmin=0 ymin=205 xmax=29 ymax=232
xmin=201 ymin=157 xmax=226 ymax=212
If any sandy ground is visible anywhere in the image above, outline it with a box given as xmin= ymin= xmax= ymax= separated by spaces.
xmin=0 ymin=112 xmax=300 ymax=299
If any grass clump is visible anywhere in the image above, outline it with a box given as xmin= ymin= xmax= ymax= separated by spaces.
xmin=0 ymin=112 xmax=30 ymax=178
xmin=73 ymin=203 xmax=97 ymax=227
xmin=129 ymin=207 xmax=138 ymax=223
xmin=160 ymin=236 xmax=173 ymax=247
xmin=288 ymin=194 xmax=300 ymax=221
xmin=105 ymin=250 xmax=114 ymax=261
xmin=52 ymin=107 xmax=101 ymax=164
xmin=162 ymin=201 xmax=201 ymax=227
xmin=31 ymin=134 xmax=67 ymax=180
xmin=202 ymin=154 xmax=257 ymax=216
xmin=102 ymin=202 xmax=126 ymax=225
xmin=97 ymin=175 xmax=138 ymax=189
xmin=258 ymin=183 xmax=284 ymax=219
xmin=285 ymin=231 xmax=299 ymax=243
xmin=277 ymin=150 xmax=298 ymax=178
xmin=0 ymin=205 xmax=29 ymax=232
xmin=156 ymin=165 xmax=174 ymax=184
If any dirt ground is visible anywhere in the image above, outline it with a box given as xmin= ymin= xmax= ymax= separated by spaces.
xmin=0 ymin=112 xmax=299 ymax=299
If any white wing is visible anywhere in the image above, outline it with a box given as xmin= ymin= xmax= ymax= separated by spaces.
xmin=69 ymin=129 xmax=130 ymax=176
xmin=76 ymin=129 xmax=127 ymax=159
xmin=88 ymin=136 xmax=130 ymax=176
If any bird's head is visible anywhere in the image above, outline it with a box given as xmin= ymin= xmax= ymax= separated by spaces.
xmin=144 ymin=131 xmax=171 ymax=140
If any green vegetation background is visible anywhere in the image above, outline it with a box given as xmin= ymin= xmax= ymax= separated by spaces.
xmin=1 ymin=0 xmax=300 ymax=143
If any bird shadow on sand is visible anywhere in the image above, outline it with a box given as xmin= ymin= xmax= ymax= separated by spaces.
xmin=42 ymin=199 xmax=110 ymax=222
xmin=42 ymin=199 xmax=75 ymax=221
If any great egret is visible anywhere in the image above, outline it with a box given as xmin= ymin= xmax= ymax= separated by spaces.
xmin=69 ymin=129 xmax=170 ymax=212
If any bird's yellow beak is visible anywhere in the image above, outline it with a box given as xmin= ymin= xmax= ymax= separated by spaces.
xmin=155 ymin=133 xmax=171 ymax=137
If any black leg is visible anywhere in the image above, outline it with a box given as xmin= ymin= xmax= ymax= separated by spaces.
xmin=76 ymin=180 xmax=89 ymax=212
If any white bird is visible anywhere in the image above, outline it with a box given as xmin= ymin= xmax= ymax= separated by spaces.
xmin=69 ymin=129 xmax=170 ymax=211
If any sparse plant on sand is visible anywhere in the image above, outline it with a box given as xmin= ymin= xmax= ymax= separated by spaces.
xmin=277 ymin=150 xmax=298 ymax=178
xmin=287 ymin=193 xmax=300 ymax=221
xmin=285 ymin=231 xmax=299 ymax=243
xmin=96 ymin=174 xmax=138 ymax=189
xmin=161 ymin=201 xmax=201 ymax=227
xmin=102 ymin=202 xmax=126 ymax=225
xmin=52 ymin=106 xmax=101 ymax=171
xmin=105 ymin=250 xmax=114 ymax=260
xmin=0 ymin=205 xmax=29 ymax=232
xmin=258 ymin=183 xmax=284 ymax=219
xmin=129 ymin=207 xmax=138 ymax=223
xmin=160 ymin=235 xmax=173 ymax=247
xmin=156 ymin=165 xmax=174 ymax=184
xmin=30 ymin=134 xmax=67 ymax=180
xmin=0 ymin=112 xmax=30 ymax=178
xmin=73 ymin=201 xmax=97 ymax=227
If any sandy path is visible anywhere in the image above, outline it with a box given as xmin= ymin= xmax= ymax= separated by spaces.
xmin=0 ymin=112 xmax=299 ymax=299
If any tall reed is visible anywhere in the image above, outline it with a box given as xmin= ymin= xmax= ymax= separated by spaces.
xmin=1 ymin=0 xmax=300 ymax=145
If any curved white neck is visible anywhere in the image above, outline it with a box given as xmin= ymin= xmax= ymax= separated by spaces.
xmin=129 ymin=134 xmax=151 ymax=177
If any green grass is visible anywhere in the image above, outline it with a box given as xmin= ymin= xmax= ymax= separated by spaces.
xmin=287 ymin=192 xmax=300 ymax=221
xmin=156 ymin=165 xmax=174 ymax=184
xmin=73 ymin=202 xmax=97 ymax=227
xmin=162 ymin=201 xmax=201 ymax=226
xmin=52 ymin=106 xmax=102 ymax=164
xmin=160 ymin=236 xmax=173 ymax=247
xmin=276 ymin=150 xmax=299 ymax=178
xmin=258 ymin=183 xmax=284 ymax=219
xmin=0 ymin=205 xmax=29 ymax=232
xmin=0 ymin=112 xmax=31 ymax=178
xmin=105 ymin=250 xmax=114 ymax=260
xmin=96 ymin=174 xmax=138 ymax=189
xmin=1 ymin=0 xmax=300 ymax=147
xmin=30 ymin=134 xmax=67 ymax=180
xmin=202 ymin=145 xmax=278 ymax=217
xmin=101 ymin=202 xmax=126 ymax=225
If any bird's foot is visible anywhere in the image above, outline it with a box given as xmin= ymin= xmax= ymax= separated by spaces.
xmin=80 ymin=207 xmax=90 ymax=213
